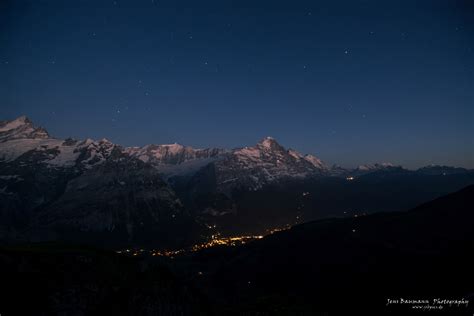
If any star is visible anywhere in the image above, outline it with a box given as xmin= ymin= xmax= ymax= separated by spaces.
xmin=344 ymin=50 xmax=349 ymax=54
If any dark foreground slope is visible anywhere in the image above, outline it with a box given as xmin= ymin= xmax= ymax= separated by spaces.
xmin=0 ymin=186 xmax=472 ymax=315
xmin=0 ymin=244 xmax=212 ymax=316
xmin=188 ymin=185 xmax=474 ymax=315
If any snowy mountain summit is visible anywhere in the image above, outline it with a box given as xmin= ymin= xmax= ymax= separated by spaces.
xmin=0 ymin=115 xmax=49 ymax=142
xmin=0 ymin=116 xmax=120 ymax=169
xmin=207 ymin=136 xmax=330 ymax=191
xmin=0 ymin=116 xmax=410 ymax=184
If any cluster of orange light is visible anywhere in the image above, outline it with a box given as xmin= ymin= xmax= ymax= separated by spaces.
xmin=151 ymin=249 xmax=185 ymax=258
xmin=266 ymin=225 xmax=291 ymax=235
xmin=190 ymin=235 xmax=264 ymax=252
xmin=117 ymin=225 xmax=291 ymax=258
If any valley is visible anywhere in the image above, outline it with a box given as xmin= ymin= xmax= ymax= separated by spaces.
xmin=1 ymin=116 xmax=473 ymax=315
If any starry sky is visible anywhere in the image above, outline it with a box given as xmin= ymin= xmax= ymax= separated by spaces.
xmin=1 ymin=0 xmax=473 ymax=168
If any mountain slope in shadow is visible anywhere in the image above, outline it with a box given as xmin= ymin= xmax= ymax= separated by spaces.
xmin=190 ymin=185 xmax=474 ymax=315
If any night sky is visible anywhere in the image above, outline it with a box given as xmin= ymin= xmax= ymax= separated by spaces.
xmin=1 ymin=0 xmax=473 ymax=168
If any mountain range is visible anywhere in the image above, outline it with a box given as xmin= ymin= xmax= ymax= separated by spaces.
xmin=1 ymin=116 xmax=473 ymax=247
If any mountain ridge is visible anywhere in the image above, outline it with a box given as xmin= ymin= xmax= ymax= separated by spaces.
xmin=2 ymin=116 xmax=469 ymax=175
xmin=1 ymin=115 xmax=473 ymax=245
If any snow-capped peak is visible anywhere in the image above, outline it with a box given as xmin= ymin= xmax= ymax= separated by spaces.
xmin=99 ymin=138 xmax=114 ymax=145
xmin=159 ymin=143 xmax=185 ymax=154
xmin=256 ymin=137 xmax=286 ymax=153
xmin=0 ymin=115 xmax=32 ymax=132
xmin=287 ymin=150 xmax=327 ymax=169
xmin=258 ymin=136 xmax=277 ymax=148
xmin=0 ymin=116 xmax=50 ymax=142
xmin=304 ymin=154 xmax=327 ymax=169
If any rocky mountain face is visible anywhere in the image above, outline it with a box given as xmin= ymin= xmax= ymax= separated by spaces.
xmin=125 ymin=143 xmax=224 ymax=165
xmin=125 ymin=143 xmax=227 ymax=177
xmin=0 ymin=116 xmax=49 ymax=142
xmin=0 ymin=117 xmax=198 ymax=248
xmin=0 ymin=117 xmax=332 ymax=245
xmin=164 ymin=137 xmax=332 ymax=226
xmin=215 ymin=137 xmax=328 ymax=189
xmin=1 ymin=116 xmax=473 ymax=245
xmin=32 ymin=149 xmax=197 ymax=248
xmin=123 ymin=137 xmax=329 ymax=185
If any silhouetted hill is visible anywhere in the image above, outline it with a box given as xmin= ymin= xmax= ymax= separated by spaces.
xmin=189 ymin=185 xmax=474 ymax=315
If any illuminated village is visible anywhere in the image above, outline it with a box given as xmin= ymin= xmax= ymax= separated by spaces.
xmin=116 ymin=226 xmax=292 ymax=258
